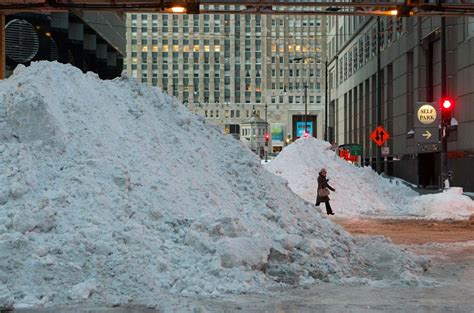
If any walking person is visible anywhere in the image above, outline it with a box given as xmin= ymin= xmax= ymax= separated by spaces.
xmin=315 ymin=168 xmax=336 ymax=215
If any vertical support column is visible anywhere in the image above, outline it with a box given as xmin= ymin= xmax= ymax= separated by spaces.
xmin=0 ymin=13 xmax=5 ymax=80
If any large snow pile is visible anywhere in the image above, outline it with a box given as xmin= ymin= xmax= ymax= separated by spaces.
xmin=0 ymin=62 xmax=429 ymax=309
xmin=265 ymin=137 xmax=474 ymax=220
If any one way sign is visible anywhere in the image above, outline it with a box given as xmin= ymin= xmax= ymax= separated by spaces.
xmin=370 ymin=126 xmax=390 ymax=147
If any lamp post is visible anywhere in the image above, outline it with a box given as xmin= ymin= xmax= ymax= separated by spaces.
xmin=264 ymin=103 xmax=268 ymax=162
xmin=304 ymin=84 xmax=308 ymax=136
xmin=324 ymin=60 xmax=328 ymax=141
xmin=376 ymin=16 xmax=383 ymax=174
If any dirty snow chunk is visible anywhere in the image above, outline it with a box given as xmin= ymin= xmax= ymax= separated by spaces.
xmin=0 ymin=284 xmax=14 ymax=310
xmin=297 ymin=238 xmax=329 ymax=256
xmin=274 ymin=233 xmax=303 ymax=251
xmin=0 ymin=176 xmax=9 ymax=205
xmin=0 ymin=62 xmax=428 ymax=308
xmin=216 ymin=237 xmax=270 ymax=270
xmin=12 ymin=208 xmax=57 ymax=233
xmin=69 ymin=280 xmax=97 ymax=300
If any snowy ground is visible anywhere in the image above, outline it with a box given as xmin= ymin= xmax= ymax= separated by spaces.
xmin=264 ymin=137 xmax=474 ymax=220
xmin=15 ymin=239 xmax=474 ymax=312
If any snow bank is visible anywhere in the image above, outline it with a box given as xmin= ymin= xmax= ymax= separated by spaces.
xmin=264 ymin=137 xmax=474 ymax=220
xmin=410 ymin=188 xmax=474 ymax=220
xmin=0 ymin=62 xmax=428 ymax=309
xmin=265 ymin=138 xmax=417 ymax=216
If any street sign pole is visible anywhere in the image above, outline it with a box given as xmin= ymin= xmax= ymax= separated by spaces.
xmin=441 ymin=16 xmax=448 ymax=189
xmin=376 ymin=16 xmax=383 ymax=174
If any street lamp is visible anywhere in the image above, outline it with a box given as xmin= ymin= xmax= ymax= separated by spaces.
xmin=264 ymin=103 xmax=268 ymax=162
xmin=304 ymin=83 xmax=308 ymax=136
xmin=324 ymin=59 xmax=328 ymax=141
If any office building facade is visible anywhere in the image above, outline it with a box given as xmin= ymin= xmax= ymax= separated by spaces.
xmin=327 ymin=15 xmax=474 ymax=191
xmin=125 ymin=7 xmax=325 ymax=152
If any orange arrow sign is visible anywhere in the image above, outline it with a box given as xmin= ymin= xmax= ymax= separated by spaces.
xmin=370 ymin=126 xmax=390 ymax=147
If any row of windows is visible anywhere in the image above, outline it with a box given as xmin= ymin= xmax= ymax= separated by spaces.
xmin=131 ymin=13 xmax=320 ymax=24
xmin=133 ymin=44 xmax=261 ymax=53
xmin=130 ymin=53 xmax=262 ymax=65
xmin=204 ymin=109 xmax=243 ymax=119
xmin=130 ymin=39 xmax=321 ymax=54
xmin=270 ymin=44 xmax=319 ymax=54
xmin=271 ymin=68 xmax=321 ymax=77
xmin=270 ymin=95 xmax=322 ymax=104
xmin=338 ymin=18 xmax=404 ymax=84
xmin=197 ymin=109 xmax=264 ymax=121
xmin=242 ymin=127 xmax=266 ymax=137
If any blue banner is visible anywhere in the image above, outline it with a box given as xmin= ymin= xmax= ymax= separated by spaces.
xmin=296 ymin=121 xmax=313 ymax=137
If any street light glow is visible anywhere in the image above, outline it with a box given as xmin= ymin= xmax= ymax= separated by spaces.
xmin=388 ymin=9 xmax=398 ymax=16
xmin=170 ymin=6 xmax=186 ymax=13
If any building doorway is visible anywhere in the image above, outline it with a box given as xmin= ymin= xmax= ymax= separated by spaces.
xmin=418 ymin=152 xmax=440 ymax=188
xmin=292 ymin=115 xmax=317 ymax=139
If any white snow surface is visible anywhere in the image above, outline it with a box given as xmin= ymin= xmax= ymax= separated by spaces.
xmin=265 ymin=137 xmax=474 ymax=220
xmin=0 ymin=62 xmax=429 ymax=309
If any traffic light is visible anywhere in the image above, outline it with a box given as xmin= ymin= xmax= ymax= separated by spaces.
xmin=265 ymin=133 xmax=270 ymax=146
xmin=440 ymin=97 xmax=454 ymax=126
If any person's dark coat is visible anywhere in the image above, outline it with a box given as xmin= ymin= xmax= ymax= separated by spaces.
xmin=316 ymin=174 xmax=335 ymax=203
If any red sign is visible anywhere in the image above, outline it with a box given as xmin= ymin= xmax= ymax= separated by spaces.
xmin=370 ymin=126 xmax=390 ymax=147
xmin=339 ymin=149 xmax=358 ymax=162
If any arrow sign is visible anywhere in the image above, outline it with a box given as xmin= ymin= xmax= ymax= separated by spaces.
xmin=422 ymin=130 xmax=432 ymax=140
xmin=414 ymin=126 xmax=439 ymax=145
xmin=370 ymin=126 xmax=390 ymax=147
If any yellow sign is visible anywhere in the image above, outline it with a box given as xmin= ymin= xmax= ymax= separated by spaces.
xmin=417 ymin=104 xmax=437 ymax=125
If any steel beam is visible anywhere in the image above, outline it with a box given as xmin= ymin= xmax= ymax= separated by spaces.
xmin=0 ymin=13 xmax=4 ymax=80
xmin=1 ymin=0 xmax=474 ymax=14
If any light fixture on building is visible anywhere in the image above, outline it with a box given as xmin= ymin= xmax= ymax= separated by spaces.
xmin=169 ymin=6 xmax=186 ymax=13
xmin=407 ymin=129 xmax=415 ymax=138
xmin=450 ymin=117 xmax=458 ymax=127
xmin=164 ymin=1 xmax=200 ymax=14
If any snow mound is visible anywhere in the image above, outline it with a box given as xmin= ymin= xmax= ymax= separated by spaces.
xmin=265 ymin=137 xmax=417 ymax=217
xmin=410 ymin=188 xmax=474 ymax=220
xmin=0 ymin=62 xmax=428 ymax=309
xmin=265 ymin=137 xmax=474 ymax=220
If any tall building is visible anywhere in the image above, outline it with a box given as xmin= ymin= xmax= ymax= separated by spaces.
xmin=3 ymin=12 xmax=124 ymax=79
xmin=125 ymin=6 xmax=325 ymax=153
xmin=327 ymin=14 xmax=474 ymax=191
